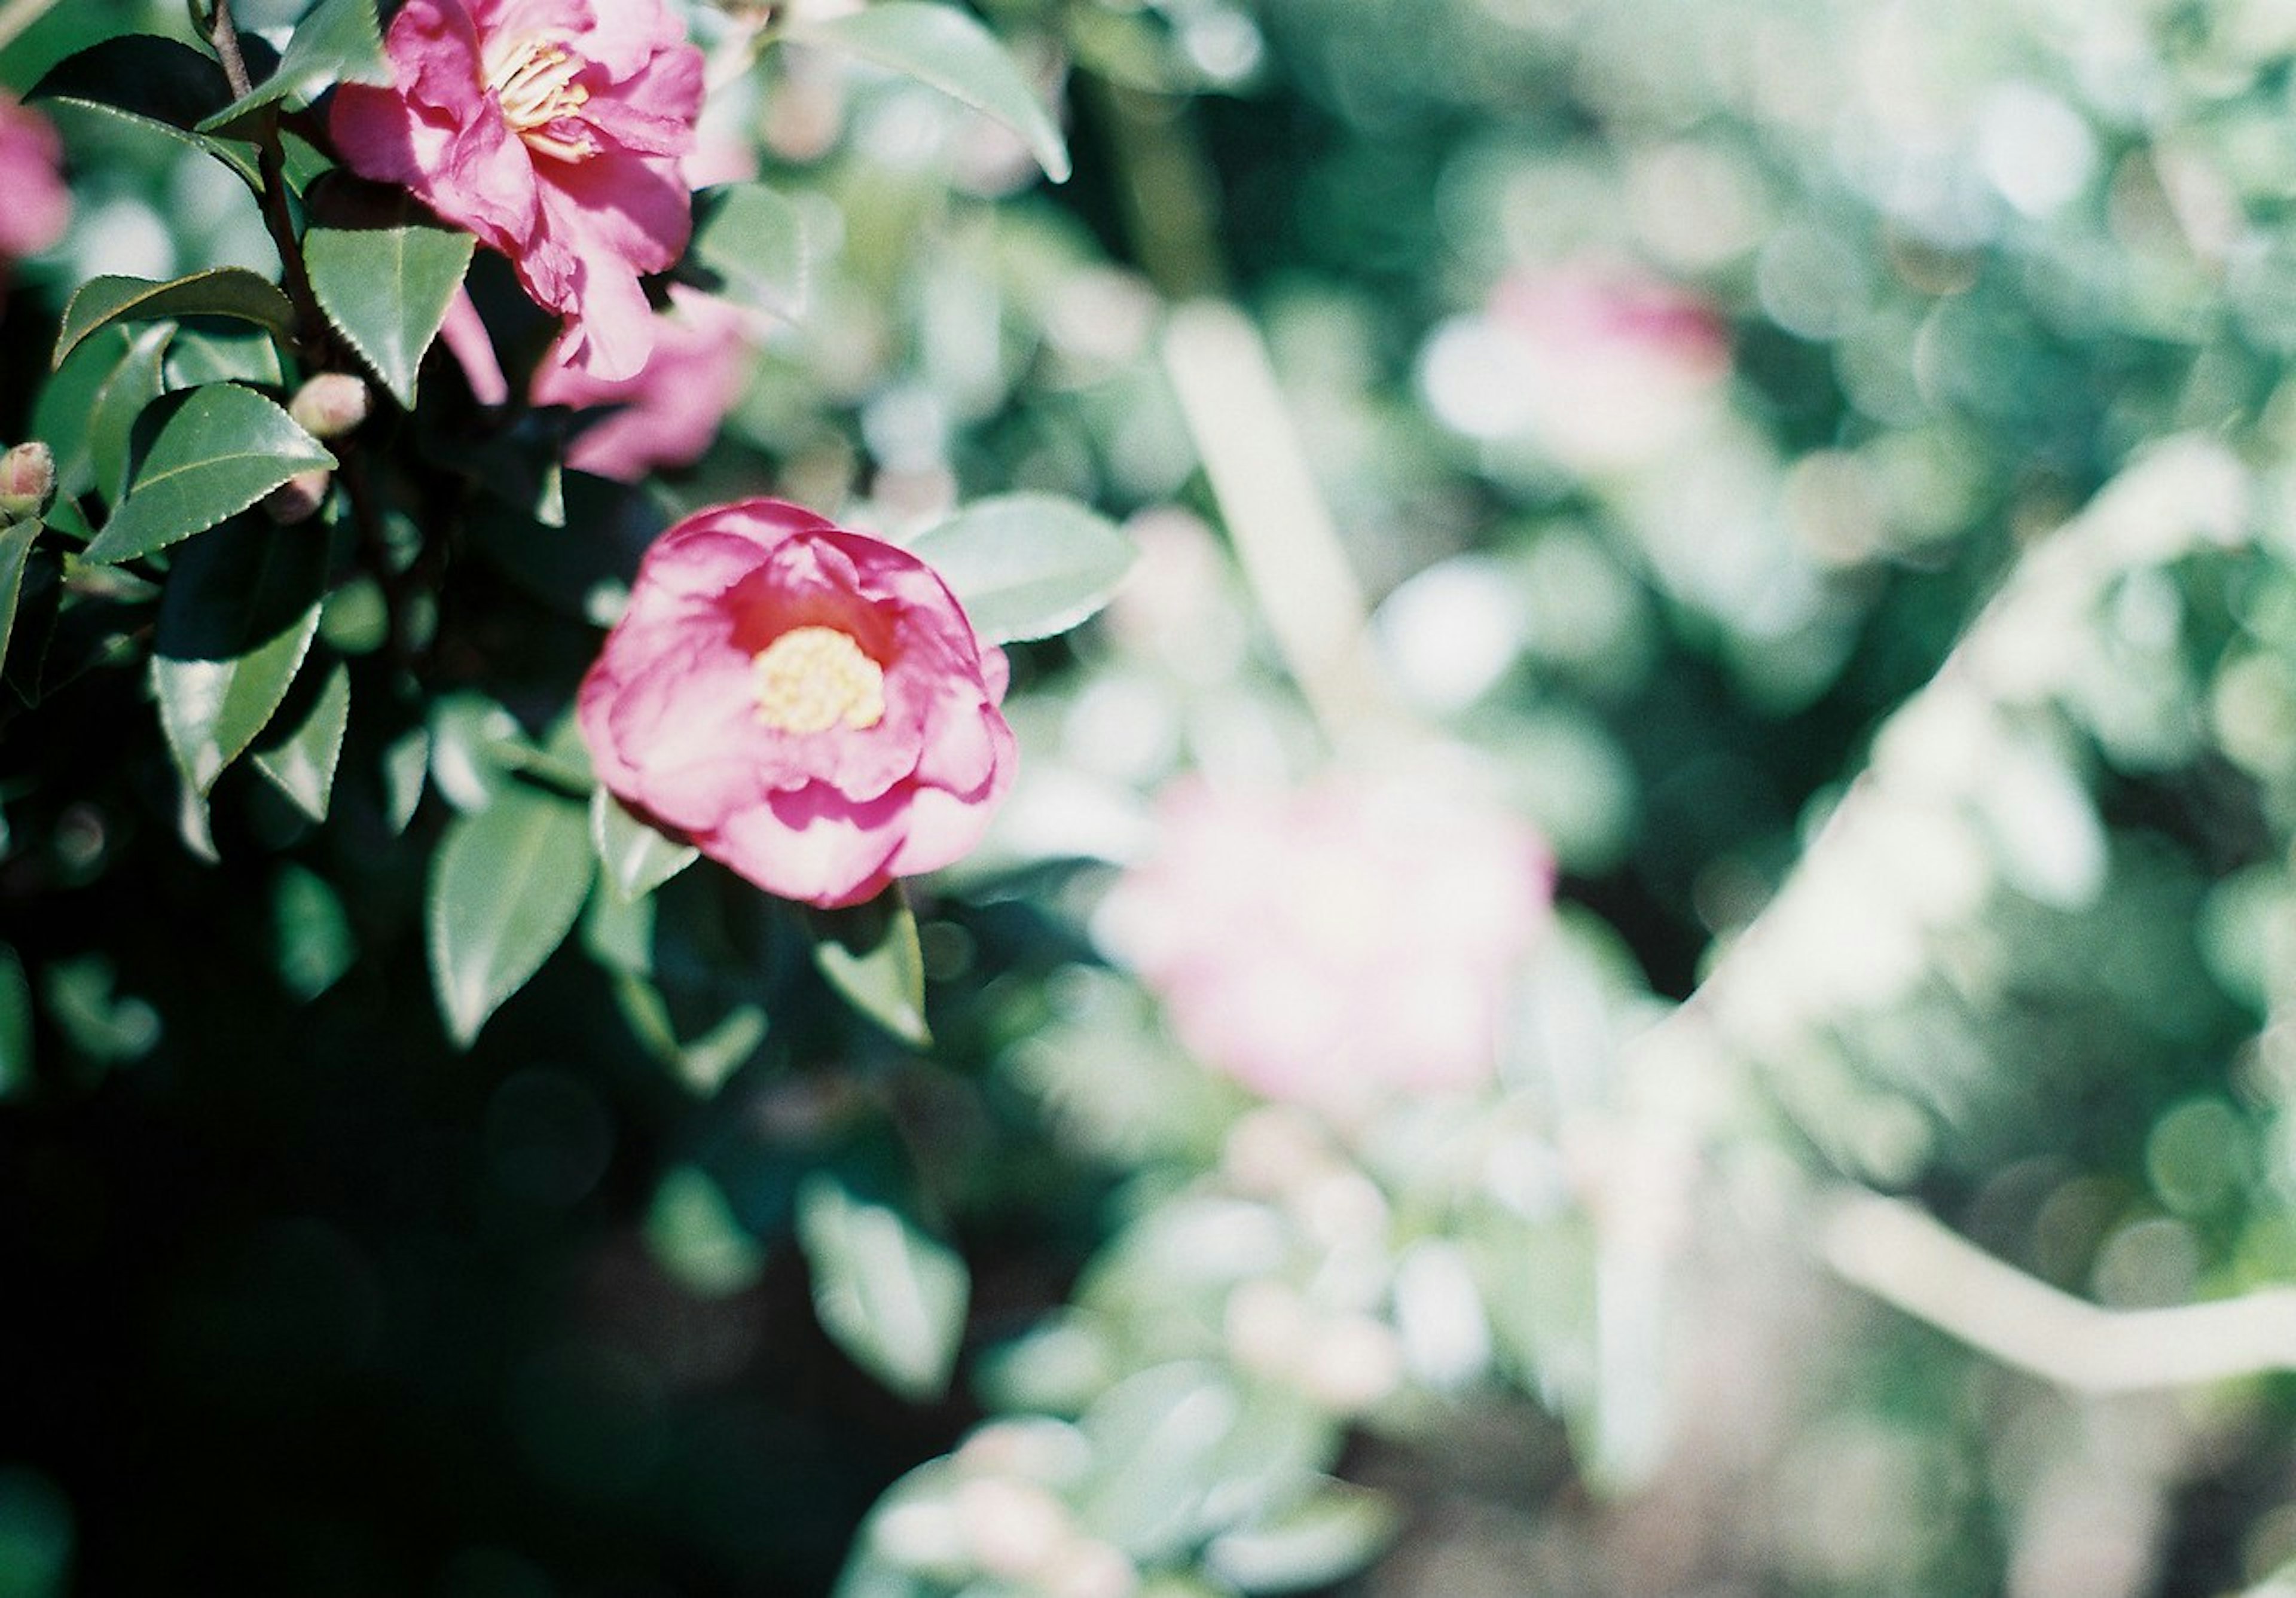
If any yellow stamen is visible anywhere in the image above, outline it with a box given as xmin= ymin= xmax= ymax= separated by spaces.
xmin=483 ymin=32 xmax=596 ymax=161
xmin=751 ymin=627 xmax=887 ymax=735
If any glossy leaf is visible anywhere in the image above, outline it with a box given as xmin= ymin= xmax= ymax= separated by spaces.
xmin=305 ymin=206 xmax=478 ymax=407
xmin=807 ymin=890 xmax=930 ymax=1048
xmin=82 ymin=384 xmax=335 ymax=565
xmin=906 ymin=493 xmax=1137 ymax=644
xmin=591 ymin=788 xmax=698 ymax=903
xmin=201 ymin=0 xmax=390 ymax=131
xmin=683 ymin=183 xmax=811 ymax=320
xmin=783 ymin=2 xmax=1070 ymax=182
xmin=54 ymin=270 xmax=297 ymax=372
xmin=253 ymin=659 xmax=353 ymax=821
xmin=796 ymin=1177 xmax=969 ymax=1401
xmin=428 ymin=783 xmax=596 ymax=1047
xmin=167 ymin=326 xmax=286 ymax=390
xmin=85 ymin=325 xmax=176 ymax=508
xmin=152 ymin=520 xmax=330 ymax=795
xmin=30 ymin=35 xmax=262 ymax=187
xmin=0 ymin=520 xmax=39 ymax=684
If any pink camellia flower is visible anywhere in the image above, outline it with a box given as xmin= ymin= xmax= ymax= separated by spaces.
xmin=331 ymin=0 xmax=704 ymax=381
xmin=579 ymin=499 xmax=1016 ymax=908
xmin=1097 ymin=772 xmax=1554 ymax=1119
xmin=529 ymin=287 xmax=752 ymax=481
xmin=0 ymin=96 xmax=69 ymax=276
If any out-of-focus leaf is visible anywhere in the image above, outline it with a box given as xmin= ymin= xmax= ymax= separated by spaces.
xmin=152 ymin=519 xmax=329 ymax=795
xmin=906 ymin=493 xmax=1136 ymax=644
xmin=252 ymin=659 xmax=352 ymax=821
xmin=683 ymin=182 xmax=811 ymax=320
xmin=1077 ymin=1362 xmax=1242 ymax=1562
xmin=82 ymin=384 xmax=334 ymax=565
xmin=646 ymin=1165 xmax=767 ymax=1297
xmin=201 ymin=0 xmax=389 ymax=131
xmin=30 ymin=34 xmax=262 ymax=186
xmin=384 ymin=725 xmax=430 ymax=834
xmin=1204 ymin=1480 xmax=1402 ymax=1594
xmin=784 ymin=2 xmax=1071 ymax=182
xmin=305 ymin=203 xmax=478 ymax=407
xmin=0 ymin=945 xmax=30 ymax=1098
xmin=273 ymin=864 xmax=355 ymax=1001
xmin=796 ymin=1175 xmax=969 ymax=1401
xmin=53 ymin=270 xmax=297 ymax=372
xmin=427 ymin=782 xmax=596 ymax=1047
xmin=0 ymin=520 xmax=40 ymax=683
xmin=591 ymin=788 xmax=698 ymax=902
xmin=808 ymin=889 xmax=931 ymax=1047
xmin=42 ymin=957 xmax=159 ymax=1066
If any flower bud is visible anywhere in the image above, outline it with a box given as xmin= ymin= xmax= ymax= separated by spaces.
xmin=287 ymin=372 xmax=373 ymax=441
xmin=263 ymin=467 xmax=332 ymax=525
xmin=0 ymin=440 xmax=56 ymax=523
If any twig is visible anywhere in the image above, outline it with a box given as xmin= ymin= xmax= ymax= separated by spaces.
xmin=200 ymin=0 xmax=327 ymax=359
xmin=0 ymin=0 xmax=60 ymax=56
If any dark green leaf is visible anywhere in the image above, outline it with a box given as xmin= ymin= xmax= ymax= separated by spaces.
xmin=795 ymin=1175 xmax=969 ymax=1401
xmin=86 ymin=323 xmax=176 ymax=508
xmin=305 ymin=200 xmax=478 ymax=407
xmin=82 ymin=384 xmax=335 ymax=565
xmin=201 ymin=0 xmax=390 ymax=132
xmin=807 ymin=889 xmax=931 ymax=1048
xmin=682 ymin=183 xmax=811 ymax=320
xmin=906 ymin=492 xmax=1137 ymax=644
xmin=591 ymin=788 xmax=698 ymax=903
xmin=427 ymin=783 xmax=596 ymax=1047
xmin=273 ymin=864 xmax=356 ymax=1001
xmin=54 ymin=270 xmax=297 ymax=372
xmin=152 ymin=518 xmax=331 ymax=794
xmin=783 ymin=2 xmax=1070 ymax=182
xmin=646 ymin=1166 xmax=767 ymax=1298
xmin=0 ymin=945 xmax=30 ymax=1098
xmin=253 ymin=658 xmax=352 ymax=821
xmin=166 ymin=325 xmax=285 ymax=389
xmin=30 ymin=34 xmax=262 ymax=187
xmin=0 ymin=520 xmax=39 ymax=684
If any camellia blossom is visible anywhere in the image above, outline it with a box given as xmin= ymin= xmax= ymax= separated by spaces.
xmin=579 ymin=499 xmax=1016 ymax=909
xmin=1097 ymin=772 xmax=1555 ymax=1119
xmin=0 ymin=96 xmax=69 ymax=277
xmin=331 ymin=0 xmax=704 ymax=380
xmin=529 ymin=286 xmax=752 ymax=481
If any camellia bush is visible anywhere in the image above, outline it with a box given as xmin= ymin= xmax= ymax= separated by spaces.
xmin=11 ymin=0 xmax=2296 ymax=1595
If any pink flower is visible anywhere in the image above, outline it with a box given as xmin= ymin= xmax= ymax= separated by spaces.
xmin=0 ymin=96 xmax=69 ymax=274
xmin=1097 ymin=773 xmax=1554 ymax=1118
xmin=529 ymin=287 xmax=752 ymax=481
xmin=579 ymin=499 xmax=1017 ymax=908
xmin=330 ymin=0 xmax=704 ymax=381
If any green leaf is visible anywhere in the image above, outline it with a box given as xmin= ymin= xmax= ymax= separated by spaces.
xmin=86 ymin=324 xmax=177 ymax=508
xmin=152 ymin=519 xmax=330 ymax=794
xmin=682 ymin=183 xmax=811 ymax=320
xmin=252 ymin=658 xmax=352 ymax=821
xmin=0 ymin=945 xmax=31 ymax=1099
xmin=796 ymin=1175 xmax=969 ymax=1401
xmin=0 ymin=520 xmax=40 ymax=683
xmin=427 ymin=783 xmax=596 ymax=1047
xmin=30 ymin=35 xmax=263 ymax=188
xmin=273 ymin=864 xmax=356 ymax=1001
xmin=591 ymin=788 xmax=698 ymax=903
xmin=305 ymin=199 xmax=478 ymax=407
xmin=82 ymin=384 xmax=335 ymax=565
xmin=646 ymin=1165 xmax=767 ymax=1298
xmin=1204 ymin=1481 xmax=1401 ymax=1594
xmin=808 ymin=889 xmax=931 ymax=1048
xmin=201 ymin=0 xmax=390 ymax=131
xmin=784 ymin=2 xmax=1070 ymax=182
xmin=54 ymin=270 xmax=297 ymax=372
xmin=167 ymin=325 xmax=286 ymax=390
xmin=906 ymin=492 xmax=1137 ymax=644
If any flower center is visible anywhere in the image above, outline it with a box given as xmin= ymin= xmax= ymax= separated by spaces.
xmin=751 ymin=626 xmax=887 ymax=735
xmin=483 ymin=32 xmax=596 ymax=163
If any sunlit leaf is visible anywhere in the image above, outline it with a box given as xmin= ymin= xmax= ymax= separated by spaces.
xmin=682 ymin=182 xmax=811 ymax=320
xmin=82 ymin=385 xmax=334 ymax=565
xmin=252 ymin=659 xmax=352 ymax=821
xmin=304 ymin=201 xmax=478 ymax=407
xmin=427 ymin=783 xmax=596 ymax=1047
xmin=906 ymin=493 xmax=1137 ymax=644
xmin=591 ymin=788 xmax=698 ymax=903
xmin=808 ymin=889 xmax=930 ymax=1047
xmin=796 ymin=1176 xmax=969 ymax=1401
xmin=201 ymin=0 xmax=390 ymax=132
xmin=54 ymin=270 xmax=297 ymax=372
xmin=1204 ymin=1480 xmax=1402 ymax=1593
xmin=783 ymin=2 xmax=1070 ymax=182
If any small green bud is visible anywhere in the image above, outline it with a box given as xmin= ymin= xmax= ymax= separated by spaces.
xmin=0 ymin=441 xmax=56 ymax=524
xmin=287 ymin=372 xmax=373 ymax=441
xmin=263 ymin=467 xmax=332 ymax=525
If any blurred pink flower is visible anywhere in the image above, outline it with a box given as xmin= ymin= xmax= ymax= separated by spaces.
xmin=0 ymin=96 xmax=69 ymax=274
xmin=579 ymin=499 xmax=1016 ymax=908
xmin=1098 ymin=772 xmax=1554 ymax=1117
xmin=529 ymin=287 xmax=752 ymax=480
xmin=331 ymin=0 xmax=704 ymax=380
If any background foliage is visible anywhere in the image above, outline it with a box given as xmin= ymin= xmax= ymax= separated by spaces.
xmin=7 ymin=0 xmax=2296 ymax=1595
